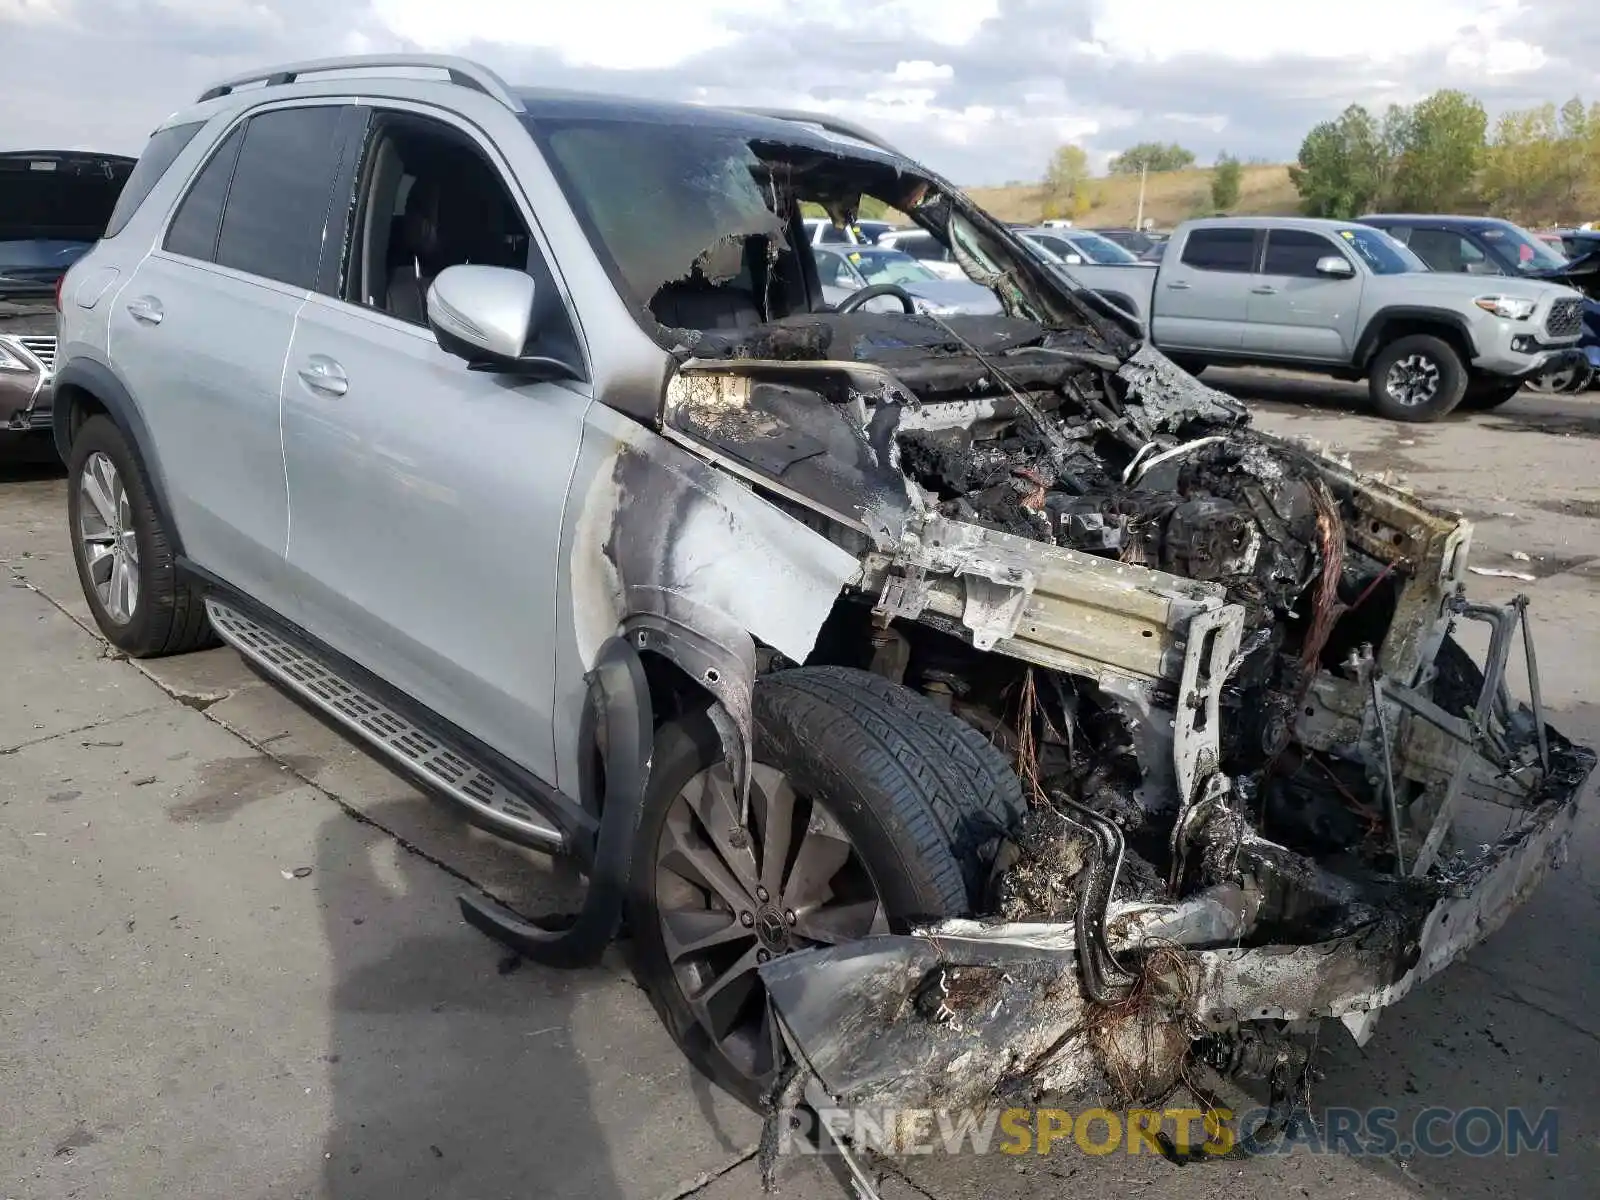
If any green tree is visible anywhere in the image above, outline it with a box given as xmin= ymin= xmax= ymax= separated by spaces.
xmin=1108 ymin=141 xmax=1196 ymax=174
xmin=1386 ymin=89 xmax=1487 ymax=211
xmin=1289 ymin=104 xmax=1390 ymax=218
xmin=1042 ymin=143 xmax=1094 ymax=217
xmin=1211 ymin=152 xmax=1242 ymax=210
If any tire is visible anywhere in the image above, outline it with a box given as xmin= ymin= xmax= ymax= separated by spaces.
xmin=66 ymin=414 xmax=216 ymax=657
xmin=1368 ymin=334 xmax=1468 ymax=422
xmin=1458 ymin=378 xmax=1523 ymax=411
xmin=628 ymin=665 xmax=1024 ymax=1108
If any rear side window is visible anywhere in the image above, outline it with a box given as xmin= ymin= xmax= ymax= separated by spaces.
xmin=890 ymin=232 xmax=943 ymax=261
xmin=214 ymin=106 xmax=346 ymax=288
xmin=1262 ymin=230 xmax=1342 ymax=277
xmin=1181 ymin=228 xmax=1256 ymax=273
xmin=164 ymin=125 xmax=244 ymax=262
xmin=105 ymin=121 xmax=205 ymax=238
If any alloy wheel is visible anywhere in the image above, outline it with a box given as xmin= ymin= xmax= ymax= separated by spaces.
xmin=1385 ymin=353 xmax=1442 ymax=408
xmin=653 ymin=760 xmax=887 ymax=1084
xmin=77 ymin=451 xmax=139 ymax=625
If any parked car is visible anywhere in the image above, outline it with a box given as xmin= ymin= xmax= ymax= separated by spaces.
xmin=1 ymin=150 xmax=134 ymax=451
xmin=53 ymin=56 xmax=1589 ymax=1163
xmin=1066 ymin=216 xmax=1587 ymax=420
xmin=873 ymin=226 xmax=965 ymax=278
xmin=1359 ymin=213 xmax=1570 ymax=275
xmin=1362 ymin=214 xmax=1598 ymax=392
xmin=801 ymin=217 xmax=899 ymax=245
xmin=1016 ymin=225 xmax=1149 ymax=267
xmin=1550 ymin=229 xmax=1600 ymax=259
xmin=812 ymin=244 xmax=1001 ymax=314
xmin=1090 ymin=226 xmax=1166 ymax=258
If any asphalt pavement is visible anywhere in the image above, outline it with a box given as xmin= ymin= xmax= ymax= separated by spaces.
xmin=4 ymin=372 xmax=1600 ymax=1200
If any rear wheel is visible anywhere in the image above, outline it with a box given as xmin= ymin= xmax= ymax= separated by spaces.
xmin=1368 ymin=335 xmax=1467 ymax=422
xmin=67 ymin=415 xmax=216 ymax=657
xmin=628 ymin=666 xmax=1024 ymax=1107
xmin=1459 ymin=378 xmax=1523 ymax=411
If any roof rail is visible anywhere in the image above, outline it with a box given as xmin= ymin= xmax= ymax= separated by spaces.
xmin=196 ymin=54 xmax=524 ymax=114
xmin=727 ymin=107 xmax=902 ymax=157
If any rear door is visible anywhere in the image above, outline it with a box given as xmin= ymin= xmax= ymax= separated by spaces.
xmin=105 ymin=103 xmax=353 ymax=615
xmin=1242 ymin=228 xmax=1361 ymax=361
xmin=1150 ymin=227 xmax=1258 ymax=350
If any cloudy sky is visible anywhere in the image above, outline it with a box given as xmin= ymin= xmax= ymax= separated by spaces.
xmin=2 ymin=0 xmax=1595 ymax=184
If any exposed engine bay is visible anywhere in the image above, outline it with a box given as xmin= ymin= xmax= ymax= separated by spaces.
xmin=652 ymin=303 xmax=1594 ymax=1176
xmin=582 ymin=117 xmax=1594 ymax=1188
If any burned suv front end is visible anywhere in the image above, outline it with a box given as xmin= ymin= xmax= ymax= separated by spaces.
xmin=545 ymin=107 xmax=1595 ymax=1166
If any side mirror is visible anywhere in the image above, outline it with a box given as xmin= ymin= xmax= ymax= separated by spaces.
xmin=1315 ymin=255 xmax=1355 ymax=278
xmin=427 ymin=264 xmax=581 ymax=381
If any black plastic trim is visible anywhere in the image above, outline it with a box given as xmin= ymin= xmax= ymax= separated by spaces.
xmin=178 ymin=558 xmax=598 ymax=853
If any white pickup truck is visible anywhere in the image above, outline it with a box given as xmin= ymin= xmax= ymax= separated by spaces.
xmin=1066 ymin=215 xmax=1588 ymax=420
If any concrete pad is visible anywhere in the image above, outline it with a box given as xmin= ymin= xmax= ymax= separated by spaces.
xmin=0 ymin=580 xmax=761 ymax=1200
xmin=0 ymin=577 xmax=167 ymax=752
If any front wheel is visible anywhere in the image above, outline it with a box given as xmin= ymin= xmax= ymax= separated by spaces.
xmin=66 ymin=414 xmax=216 ymax=656
xmin=1368 ymin=335 xmax=1467 ymax=422
xmin=628 ymin=666 xmax=1024 ymax=1107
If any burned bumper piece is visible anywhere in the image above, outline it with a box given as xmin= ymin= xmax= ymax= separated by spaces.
xmin=758 ymin=599 xmax=1593 ymax=1165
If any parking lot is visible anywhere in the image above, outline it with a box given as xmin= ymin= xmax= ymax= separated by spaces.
xmin=4 ymin=370 xmax=1600 ymax=1200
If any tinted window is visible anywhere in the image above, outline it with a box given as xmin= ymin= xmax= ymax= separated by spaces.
xmin=1262 ymin=229 xmax=1342 ymax=277
xmin=1406 ymin=229 xmax=1495 ymax=275
xmin=1180 ymin=228 xmax=1256 ymax=272
xmin=817 ymin=223 xmax=850 ymax=244
xmin=106 ymin=122 xmax=205 ymax=238
xmin=163 ymin=125 xmax=244 ymax=262
xmin=890 ymin=232 xmax=941 ymax=260
xmin=813 ymin=250 xmax=856 ymax=288
xmin=215 ymin=106 xmax=346 ymax=288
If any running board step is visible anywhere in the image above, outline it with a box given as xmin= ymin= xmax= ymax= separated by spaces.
xmin=205 ymin=598 xmax=563 ymax=851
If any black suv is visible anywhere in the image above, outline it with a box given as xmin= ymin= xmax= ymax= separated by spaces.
xmin=1359 ymin=213 xmax=1570 ymax=276
xmin=1 ymin=151 xmax=134 ymax=450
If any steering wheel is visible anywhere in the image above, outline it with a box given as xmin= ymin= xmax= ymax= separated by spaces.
xmin=835 ymin=283 xmax=917 ymax=314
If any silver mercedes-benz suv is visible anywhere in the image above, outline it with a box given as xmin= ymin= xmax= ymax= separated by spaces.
xmin=53 ymin=54 xmax=1592 ymax=1159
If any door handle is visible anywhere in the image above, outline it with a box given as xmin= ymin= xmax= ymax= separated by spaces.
xmin=1165 ymin=280 xmax=1191 ymax=290
xmin=1251 ymin=285 xmax=1278 ymax=295
xmin=126 ymin=295 xmax=163 ymax=325
xmin=297 ymin=355 xmax=348 ymax=397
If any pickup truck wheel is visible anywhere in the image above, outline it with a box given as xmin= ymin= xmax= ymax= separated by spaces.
xmin=1459 ymin=379 xmax=1524 ymax=411
xmin=629 ymin=666 xmax=1024 ymax=1108
xmin=1369 ymin=335 xmax=1467 ymax=421
xmin=66 ymin=415 xmax=217 ymax=657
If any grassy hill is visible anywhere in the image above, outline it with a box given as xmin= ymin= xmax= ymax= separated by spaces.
xmin=964 ymin=164 xmax=1299 ymax=230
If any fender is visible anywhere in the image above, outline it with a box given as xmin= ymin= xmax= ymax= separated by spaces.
xmin=1354 ymin=306 xmax=1480 ymax=369
xmin=51 ymin=357 xmax=187 ymax=558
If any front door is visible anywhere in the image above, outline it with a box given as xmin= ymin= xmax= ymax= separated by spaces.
xmin=1242 ymin=228 xmax=1361 ymax=361
xmin=279 ymin=106 xmax=591 ymax=785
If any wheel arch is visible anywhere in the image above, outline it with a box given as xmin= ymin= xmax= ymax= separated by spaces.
xmin=1355 ymin=308 xmax=1478 ymax=371
xmin=52 ymin=358 xmax=186 ymax=558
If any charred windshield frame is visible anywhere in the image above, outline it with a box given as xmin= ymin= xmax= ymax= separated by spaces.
xmin=524 ymin=113 xmax=1138 ymax=349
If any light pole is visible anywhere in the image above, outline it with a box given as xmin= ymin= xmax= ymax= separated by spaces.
xmin=1134 ymin=160 xmax=1148 ymax=231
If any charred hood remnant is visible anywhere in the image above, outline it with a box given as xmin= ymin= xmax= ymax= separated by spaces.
xmin=650 ymin=301 xmax=1593 ymax=1184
